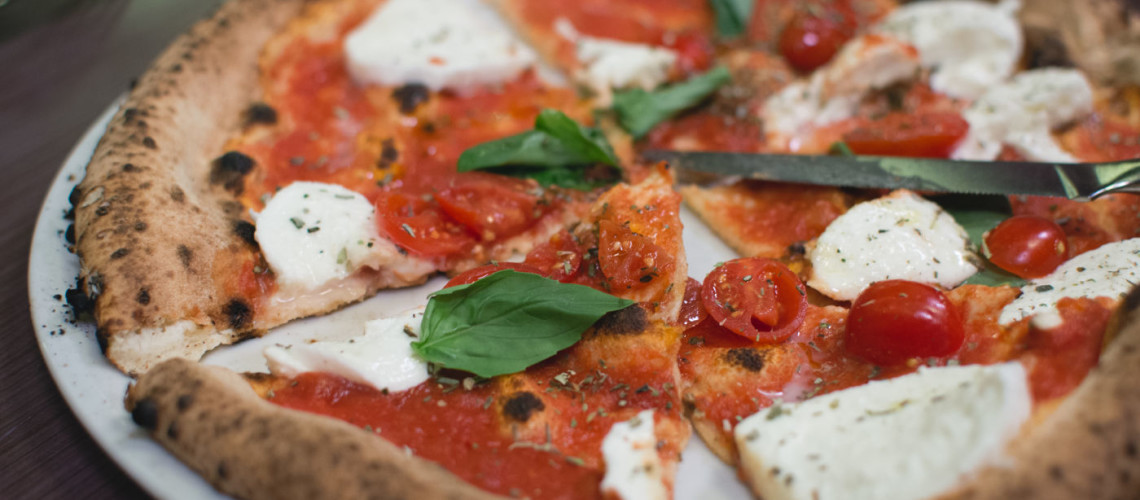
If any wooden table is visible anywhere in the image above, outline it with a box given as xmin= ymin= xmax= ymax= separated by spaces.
xmin=0 ymin=1 xmax=221 ymax=497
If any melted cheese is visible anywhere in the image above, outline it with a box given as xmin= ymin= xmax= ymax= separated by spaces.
xmin=999 ymin=237 xmax=1140 ymax=325
xmin=344 ymin=0 xmax=537 ymax=92
xmin=876 ymin=0 xmax=1022 ymax=99
xmin=601 ymin=410 xmax=668 ymax=500
xmin=255 ymin=182 xmax=384 ymax=290
xmin=556 ymin=18 xmax=677 ymax=104
xmin=763 ymin=34 xmax=919 ymax=149
xmin=953 ymin=68 xmax=1094 ymax=162
xmin=808 ymin=190 xmax=980 ymax=301
xmin=264 ymin=307 xmax=430 ymax=392
xmin=735 ymin=363 xmax=1031 ymax=500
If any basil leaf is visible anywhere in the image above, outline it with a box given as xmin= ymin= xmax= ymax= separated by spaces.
xmin=412 ymin=270 xmax=636 ymax=378
xmin=457 ymin=130 xmax=592 ymax=171
xmin=710 ymin=0 xmax=753 ymax=38
xmin=612 ymin=66 xmax=732 ymax=139
xmin=485 ymin=165 xmax=617 ymax=191
xmin=939 ymin=194 xmax=1025 ymax=287
xmin=828 ymin=141 xmax=855 ymax=157
xmin=963 ymin=261 xmax=1027 ymax=288
xmin=533 ymin=109 xmax=618 ymax=166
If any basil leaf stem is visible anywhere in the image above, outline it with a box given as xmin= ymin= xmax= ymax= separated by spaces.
xmin=612 ymin=66 xmax=732 ymax=139
xmin=710 ymin=0 xmax=753 ymax=38
xmin=412 ymin=270 xmax=635 ymax=378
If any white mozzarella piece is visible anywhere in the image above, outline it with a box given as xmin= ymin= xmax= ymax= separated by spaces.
xmin=734 ymin=363 xmax=1031 ymax=500
xmin=264 ymin=307 xmax=430 ymax=393
xmin=556 ymin=18 xmax=677 ymax=103
xmin=256 ymin=182 xmax=387 ymax=290
xmin=600 ymin=410 xmax=668 ymax=500
xmin=953 ymin=68 xmax=1094 ymax=162
xmin=876 ymin=0 xmax=1022 ymax=99
xmin=999 ymin=237 xmax=1140 ymax=325
xmin=344 ymin=0 xmax=537 ymax=92
xmin=763 ymin=34 xmax=920 ymax=147
xmin=807 ymin=190 xmax=980 ymax=301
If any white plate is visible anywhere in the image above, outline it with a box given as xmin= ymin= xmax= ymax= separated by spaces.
xmin=28 ymin=100 xmax=753 ymax=499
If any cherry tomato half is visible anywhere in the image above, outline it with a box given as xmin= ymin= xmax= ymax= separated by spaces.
xmin=598 ymin=219 xmax=675 ymax=291
xmin=678 ymin=277 xmax=707 ymax=328
xmin=778 ymin=10 xmax=856 ymax=73
xmin=524 ymin=230 xmax=583 ymax=282
xmin=846 ymin=280 xmax=964 ymax=365
xmin=434 ymin=173 xmax=544 ymax=242
xmin=842 ymin=112 xmax=970 ymax=158
xmin=701 ymin=258 xmax=808 ymax=343
xmin=983 ymin=215 xmax=1069 ymax=279
xmin=374 ymin=189 xmax=476 ymax=258
xmin=445 ymin=262 xmax=547 ymax=288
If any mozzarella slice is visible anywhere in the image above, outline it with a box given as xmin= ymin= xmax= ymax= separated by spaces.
xmin=601 ymin=410 xmax=668 ymax=500
xmin=999 ymin=237 xmax=1140 ymax=326
xmin=264 ymin=307 xmax=430 ymax=393
xmin=734 ymin=363 xmax=1031 ymax=500
xmin=256 ymin=182 xmax=386 ymax=290
xmin=555 ymin=18 xmax=678 ymax=104
xmin=876 ymin=0 xmax=1022 ymax=99
xmin=807 ymin=190 xmax=980 ymax=301
xmin=344 ymin=0 xmax=537 ymax=92
xmin=953 ymin=68 xmax=1094 ymax=162
xmin=763 ymin=34 xmax=920 ymax=148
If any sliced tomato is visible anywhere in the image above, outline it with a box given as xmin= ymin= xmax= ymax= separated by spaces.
xmin=842 ymin=112 xmax=970 ymax=158
xmin=375 ymin=188 xmax=476 ymax=258
xmin=434 ymin=173 xmax=544 ymax=242
xmin=524 ymin=230 xmax=583 ymax=282
xmin=983 ymin=215 xmax=1069 ymax=279
xmin=778 ymin=9 xmax=856 ymax=73
xmin=678 ymin=277 xmax=707 ymax=329
xmin=846 ymin=280 xmax=964 ymax=365
xmin=445 ymin=262 xmax=547 ymax=288
xmin=700 ymin=258 xmax=808 ymax=343
xmin=663 ymin=30 xmax=715 ymax=74
xmin=597 ymin=219 xmax=675 ymax=291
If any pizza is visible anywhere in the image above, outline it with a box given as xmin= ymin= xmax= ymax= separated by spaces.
xmin=64 ymin=0 xmax=1140 ymax=497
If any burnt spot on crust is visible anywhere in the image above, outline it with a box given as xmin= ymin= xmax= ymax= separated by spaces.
xmin=65 ymin=286 xmax=95 ymax=320
xmin=166 ymin=420 xmax=179 ymax=439
xmin=787 ymin=242 xmax=807 ymax=256
xmin=377 ymin=138 xmax=399 ymax=169
xmin=170 ymin=186 xmax=185 ymax=203
xmin=224 ymin=299 xmax=252 ymax=329
xmin=122 ymin=163 xmax=140 ymax=173
xmin=502 ymin=392 xmax=545 ymax=423
xmin=217 ymin=462 xmax=228 ymax=480
xmin=592 ymin=306 xmax=648 ymax=336
xmin=131 ymin=398 xmax=159 ymax=430
xmin=111 ymin=248 xmax=130 ymax=259
xmin=95 ymin=328 xmax=110 ymax=354
xmin=210 ymin=151 xmax=255 ymax=194
xmin=65 ymin=224 xmax=75 ymax=245
xmin=136 ymin=288 xmax=151 ymax=305
xmin=725 ymin=348 xmax=766 ymax=372
xmin=233 ymin=220 xmax=258 ymax=248
xmin=392 ymin=83 xmax=430 ymax=114
xmin=177 ymin=394 xmax=195 ymax=411
xmin=135 ymin=221 xmax=147 ymax=232
xmin=142 ymin=136 xmax=157 ymax=149
xmin=1123 ymin=287 xmax=1140 ymax=314
xmin=1024 ymin=27 xmax=1073 ymax=70
xmin=244 ymin=102 xmax=278 ymax=126
xmin=177 ymin=245 xmax=193 ymax=268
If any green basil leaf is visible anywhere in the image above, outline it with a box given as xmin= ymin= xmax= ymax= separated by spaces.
xmin=533 ymin=109 xmax=619 ymax=166
xmin=485 ymin=165 xmax=617 ymax=191
xmin=963 ymin=261 xmax=1027 ymax=288
xmin=939 ymin=194 xmax=1025 ymax=287
xmin=457 ymin=130 xmax=593 ymax=171
xmin=828 ymin=141 xmax=855 ymax=157
xmin=412 ymin=270 xmax=636 ymax=378
xmin=612 ymin=66 xmax=732 ymax=139
xmin=710 ymin=0 xmax=753 ymax=38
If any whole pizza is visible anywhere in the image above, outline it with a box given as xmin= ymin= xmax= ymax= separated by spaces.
xmin=68 ymin=0 xmax=1140 ymax=498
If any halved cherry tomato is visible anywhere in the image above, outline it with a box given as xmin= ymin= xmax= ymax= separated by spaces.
xmin=374 ymin=189 xmax=476 ymax=258
xmin=597 ymin=219 xmax=675 ymax=291
xmin=663 ymin=30 xmax=715 ymax=74
xmin=846 ymin=280 xmax=964 ymax=365
xmin=445 ymin=262 xmax=547 ymax=288
xmin=983 ymin=215 xmax=1068 ymax=279
xmin=842 ymin=112 xmax=970 ymax=158
xmin=678 ymin=277 xmax=707 ymax=328
xmin=524 ymin=230 xmax=583 ymax=282
xmin=778 ymin=10 xmax=856 ymax=73
xmin=434 ymin=173 xmax=544 ymax=242
xmin=701 ymin=258 xmax=808 ymax=343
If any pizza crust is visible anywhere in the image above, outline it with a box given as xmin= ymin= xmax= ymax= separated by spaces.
xmin=125 ymin=358 xmax=503 ymax=500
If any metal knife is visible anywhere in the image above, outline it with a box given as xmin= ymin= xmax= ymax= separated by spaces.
xmin=641 ymin=150 xmax=1140 ymax=201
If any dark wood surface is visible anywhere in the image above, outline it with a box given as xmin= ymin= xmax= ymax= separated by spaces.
xmin=0 ymin=1 xmax=221 ymax=497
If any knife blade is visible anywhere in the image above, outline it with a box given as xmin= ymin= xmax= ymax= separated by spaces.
xmin=641 ymin=150 xmax=1140 ymax=201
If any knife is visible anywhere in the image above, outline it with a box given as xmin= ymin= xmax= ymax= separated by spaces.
xmin=641 ymin=150 xmax=1140 ymax=201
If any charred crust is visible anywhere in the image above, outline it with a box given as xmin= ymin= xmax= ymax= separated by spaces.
xmin=171 ymin=186 xmax=185 ymax=203
xmin=167 ymin=421 xmax=180 ymax=439
xmin=233 ymin=220 xmax=258 ymax=248
xmin=95 ymin=205 xmax=110 ymax=217
xmin=136 ymin=288 xmax=151 ymax=305
xmin=111 ymin=248 xmax=131 ymax=259
xmin=377 ymin=138 xmax=399 ymax=168
xmin=592 ymin=306 xmax=648 ymax=336
xmin=502 ymin=392 xmax=545 ymax=423
xmin=223 ymin=299 xmax=252 ymax=329
xmin=68 ymin=185 xmax=82 ymax=207
xmin=217 ymin=462 xmax=228 ymax=479
xmin=178 ymin=245 xmax=193 ymax=268
xmin=135 ymin=221 xmax=147 ymax=232
xmin=243 ymin=102 xmax=278 ymax=126
xmin=1024 ymin=26 xmax=1073 ymax=70
xmin=787 ymin=242 xmax=807 ymax=256
xmin=177 ymin=394 xmax=195 ymax=411
xmin=1123 ymin=287 xmax=1140 ymax=314
xmin=1049 ymin=465 xmax=1065 ymax=481
xmin=1127 ymin=440 xmax=1138 ymax=458
xmin=122 ymin=163 xmax=140 ymax=173
xmin=210 ymin=151 xmax=255 ymax=194
xmin=131 ymin=398 xmax=159 ymax=430
xmin=65 ymin=224 xmax=75 ymax=245
xmin=391 ymin=83 xmax=430 ymax=114
xmin=142 ymin=136 xmax=157 ymax=149
xmin=65 ymin=282 xmax=95 ymax=319
xmin=725 ymin=348 xmax=766 ymax=372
